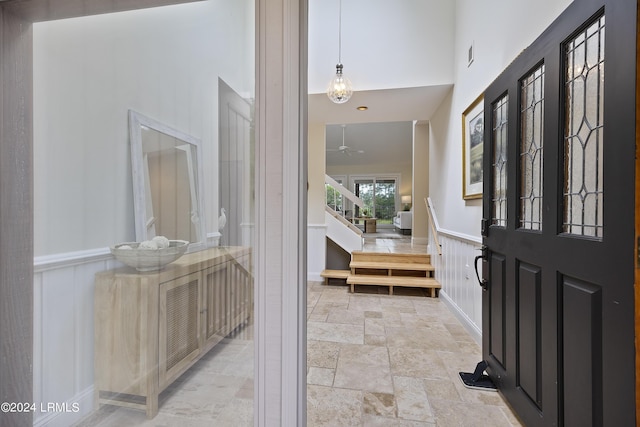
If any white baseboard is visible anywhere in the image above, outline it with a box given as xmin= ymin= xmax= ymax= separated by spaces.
xmin=34 ymin=386 xmax=94 ymax=427
xmin=439 ymin=290 xmax=482 ymax=346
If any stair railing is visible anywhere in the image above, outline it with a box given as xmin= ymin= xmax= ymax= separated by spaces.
xmin=325 ymin=174 xmax=364 ymax=222
xmin=425 ymin=197 xmax=442 ymax=256
xmin=325 ymin=205 xmax=363 ymax=236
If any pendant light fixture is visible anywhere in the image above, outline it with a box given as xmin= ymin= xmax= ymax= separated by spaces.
xmin=327 ymin=0 xmax=353 ymax=104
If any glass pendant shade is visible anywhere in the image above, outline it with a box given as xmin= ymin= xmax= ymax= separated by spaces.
xmin=327 ymin=63 xmax=353 ymax=104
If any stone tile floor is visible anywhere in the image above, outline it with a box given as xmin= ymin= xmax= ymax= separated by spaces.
xmin=362 ymin=232 xmax=429 ymax=254
xmin=307 ymin=280 xmax=523 ymax=426
xmin=78 ymin=234 xmax=522 ymax=426
xmin=76 ymin=330 xmax=254 ymax=427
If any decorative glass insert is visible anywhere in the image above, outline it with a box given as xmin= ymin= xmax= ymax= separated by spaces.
xmin=563 ymin=15 xmax=605 ymax=238
xmin=492 ymin=95 xmax=509 ymax=227
xmin=520 ymin=65 xmax=545 ymax=230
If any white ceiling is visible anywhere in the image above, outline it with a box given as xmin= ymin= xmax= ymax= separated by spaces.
xmin=308 ymin=0 xmax=456 ymax=168
xmin=308 ymin=84 xmax=453 ymax=126
xmin=325 ymin=121 xmax=413 ymax=167
xmin=312 ymin=84 xmax=453 ymax=167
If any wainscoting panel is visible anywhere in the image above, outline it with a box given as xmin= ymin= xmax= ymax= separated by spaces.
xmin=33 ymin=250 xmax=116 ymax=427
xmin=431 ymin=231 xmax=483 ymax=344
xmin=307 ymin=224 xmax=327 ymax=282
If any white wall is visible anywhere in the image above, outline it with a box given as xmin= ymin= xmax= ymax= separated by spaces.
xmin=33 ymin=0 xmax=254 ymax=256
xmin=31 ymin=3 xmax=254 ymax=425
xmin=308 ymin=0 xmax=455 ymax=93
xmin=412 ymin=122 xmax=429 ymax=242
xmin=428 ymin=0 xmax=574 ymax=238
xmin=308 ymin=123 xmax=327 ymax=225
xmin=308 ymin=123 xmax=327 ymax=280
xmin=427 ymin=0 xmax=574 ymax=340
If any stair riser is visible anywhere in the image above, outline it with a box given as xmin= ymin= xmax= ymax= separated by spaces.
xmin=351 ymin=252 xmax=430 ymax=264
xmin=322 ymin=251 xmax=440 ymax=298
xmin=351 ymin=268 xmax=434 ymax=278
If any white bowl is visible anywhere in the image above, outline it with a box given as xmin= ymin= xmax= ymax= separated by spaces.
xmin=110 ymin=240 xmax=189 ymax=272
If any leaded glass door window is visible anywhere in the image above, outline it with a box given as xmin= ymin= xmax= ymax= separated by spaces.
xmin=491 ymin=95 xmax=509 ymax=227
xmin=563 ymin=16 xmax=605 ymax=239
xmin=520 ymin=65 xmax=545 ymax=231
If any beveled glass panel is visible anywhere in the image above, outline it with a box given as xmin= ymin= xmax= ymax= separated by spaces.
xmin=563 ymin=15 xmax=605 ymax=238
xmin=492 ymin=95 xmax=509 ymax=227
xmin=520 ymin=65 xmax=545 ymax=230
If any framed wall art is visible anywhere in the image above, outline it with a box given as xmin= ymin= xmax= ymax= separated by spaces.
xmin=462 ymin=94 xmax=484 ymax=199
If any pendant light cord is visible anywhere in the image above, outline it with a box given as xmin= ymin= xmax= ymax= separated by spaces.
xmin=338 ymin=0 xmax=342 ymax=63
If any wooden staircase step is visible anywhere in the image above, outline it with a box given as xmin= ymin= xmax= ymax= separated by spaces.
xmin=351 ymin=251 xmax=431 ymax=264
xmin=320 ymin=269 xmax=350 ymax=285
xmin=350 ymin=261 xmax=434 ymax=272
xmin=347 ymin=275 xmax=441 ymax=297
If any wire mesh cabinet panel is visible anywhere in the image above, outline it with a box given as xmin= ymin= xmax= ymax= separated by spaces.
xmin=94 ymin=247 xmax=252 ymax=419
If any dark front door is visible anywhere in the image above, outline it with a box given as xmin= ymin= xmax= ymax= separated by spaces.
xmin=481 ymin=0 xmax=636 ymax=425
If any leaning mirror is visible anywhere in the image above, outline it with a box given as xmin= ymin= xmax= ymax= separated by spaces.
xmin=129 ymin=110 xmax=207 ymax=252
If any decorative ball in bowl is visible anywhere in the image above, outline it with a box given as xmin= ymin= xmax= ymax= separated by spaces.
xmin=110 ymin=237 xmax=189 ymax=272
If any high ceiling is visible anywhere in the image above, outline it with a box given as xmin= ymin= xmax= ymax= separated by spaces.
xmin=308 ymin=84 xmax=453 ymax=126
xmin=324 ymin=121 xmax=413 ymax=167
xmin=311 ymin=84 xmax=452 ymax=167
xmin=307 ymin=0 xmax=456 ymax=168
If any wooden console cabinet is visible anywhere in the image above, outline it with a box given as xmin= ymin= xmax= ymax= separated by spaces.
xmin=94 ymin=246 xmax=252 ymax=418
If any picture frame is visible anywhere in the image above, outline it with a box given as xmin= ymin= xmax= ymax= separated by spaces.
xmin=462 ymin=94 xmax=484 ymax=200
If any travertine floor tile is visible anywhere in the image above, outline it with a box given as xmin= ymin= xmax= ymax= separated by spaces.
xmin=307 ymin=367 xmax=335 ymax=386
xmin=393 ymin=376 xmax=435 ymax=423
xmin=78 ymin=332 xmax=254 ymax=427
xmin=385 ymin=326 xmax=459 ymax=351
xmin=388 ymin=347 xmax=449 ymax=380
xmin=307 ymin=339 xmax=341 ymax=369
xmin=326 ymin=307 xmax=366 ymax=325
xmin=307 ymin=320 xmax=365 ymax=344
xmin=423 ymin=378 xmax=461 ymax=401
xmin=307 ymin=236 xmax=521 ymax=426
xmin=307 ymin=385 xmax=363 ymax=426
xmin=364 ymin=334 xmax=387 ymax=346
xmin=363 ymin=392 xmax=397 ymax=417
xmin=364 ymin=318 xmax=386 ymax=335
xmin=79 ymin=236 xmax=522 ymax=427
xmin=334 ymin=360 xmax=394 ymax=393
xmin=348 ymin=295 xmax=383 ymax=311
xmin=429 ymin=398 xmax=515 ymax=427
xmin=338 ymin=343 xmax=390 ymax=366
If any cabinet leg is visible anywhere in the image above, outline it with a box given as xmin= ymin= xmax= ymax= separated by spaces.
xmin=146 ymin=394 xmax=159 ymax=419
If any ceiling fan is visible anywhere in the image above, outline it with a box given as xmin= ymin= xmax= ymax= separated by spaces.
xmin=326 ymin=125 xmax=364 ymax=156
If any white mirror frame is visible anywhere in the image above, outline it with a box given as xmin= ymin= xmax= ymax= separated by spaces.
xmin=129 ymin=109 xmax=207 ymax=252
